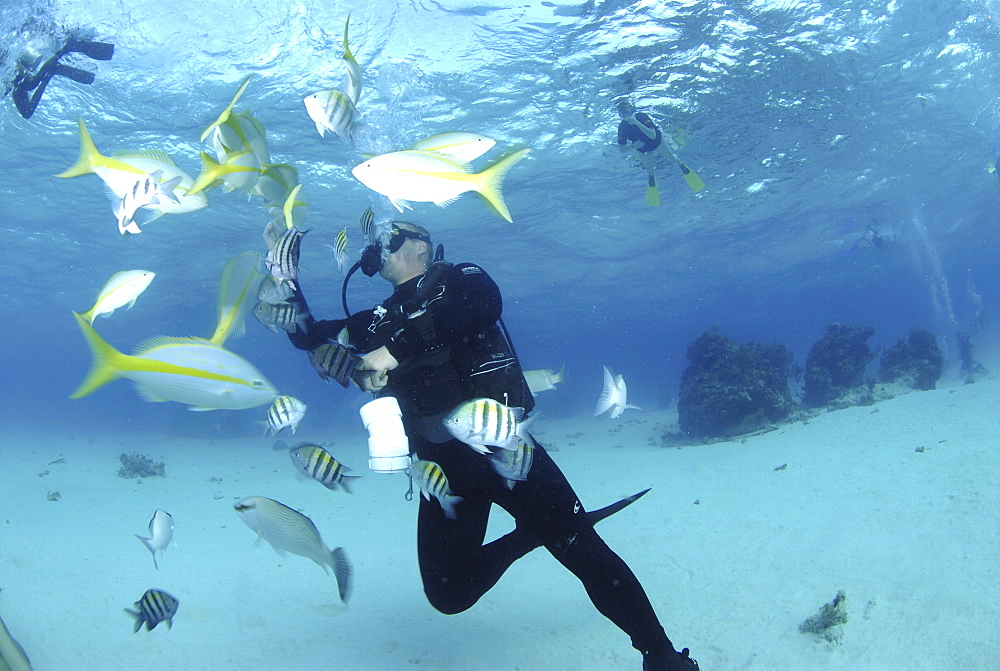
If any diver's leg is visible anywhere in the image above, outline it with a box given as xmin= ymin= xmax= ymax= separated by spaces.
xmin=59 ymin=38 xmax=115 ymax=61
xmin=494 ymin=445 xmax=691 ymax=666
xmin=10 ymin=56 xmax=95 ymax=119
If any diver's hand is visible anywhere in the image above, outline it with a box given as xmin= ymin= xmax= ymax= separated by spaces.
xmin=356 ymin=346 xmax=399 ymax=392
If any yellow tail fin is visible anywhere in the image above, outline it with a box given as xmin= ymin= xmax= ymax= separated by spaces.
xmin=69 ymin=311 xmax=125 ymax=398
xmin=56 ymin=118 xmax=104 ymax=179
xmin=473 ymin=148 xmax=530 ymax=223
xmin=186 ymin=152 xmax=223 ymax=196
xmin=200 ymin=74 xmax=254 ymax=143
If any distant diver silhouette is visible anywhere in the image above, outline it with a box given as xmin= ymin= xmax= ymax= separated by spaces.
xmin=9 ymin=36 xmax=113 ymax=119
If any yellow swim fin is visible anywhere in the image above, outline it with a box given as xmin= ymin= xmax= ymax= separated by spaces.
xmin=645 ymin=175 xmax=660 ymax=207
xmin=678 ymin=161 xmax=705 ymax=193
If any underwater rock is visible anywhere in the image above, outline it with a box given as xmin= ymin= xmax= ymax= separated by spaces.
xmin=803 ymin=324 xmax=875 ymax=407
xmin=879 ymin=328 xmax=943 ymax=390
xmin=800 ymin=590 xmax=848 ymax=643
xmin=677 ymin=331 xmax=794 ymax=438
xmin=118 ymin=452 xmax=165 ymax=479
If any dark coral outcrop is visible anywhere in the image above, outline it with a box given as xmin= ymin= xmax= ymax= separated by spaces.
xmin=879 ymin=328 xmax=943 ymax=390
xmin=802 ymin=324 xmax=875 ymax=407
xmin=678 ymin=331 xmax=794 ymax=438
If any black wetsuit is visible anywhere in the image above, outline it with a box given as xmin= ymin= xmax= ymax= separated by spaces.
xmin=288 ymin=262 xmax=675 ymax=660
xmin=618 ymin=112 xmax=662 ymax=153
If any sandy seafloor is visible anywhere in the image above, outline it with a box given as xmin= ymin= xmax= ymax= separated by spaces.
xmin=1 ymin=377 xmax=998 ymax=670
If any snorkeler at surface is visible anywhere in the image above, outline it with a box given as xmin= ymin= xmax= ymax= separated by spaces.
xmin=616 ymin=99 xmax=705 ymax=206
xmin=848 ymin=222 xmax=897 ymax=253
xmin=283 ymin=220 xmax=700 ymax=670
xmin=7 ymin=35 xmax=113 ymax=119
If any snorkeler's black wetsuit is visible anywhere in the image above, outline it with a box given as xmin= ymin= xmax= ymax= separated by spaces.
xmin=288 ymin=262 xmax=676 ymax=661
xmin=618 ymin=112 xmax=662 ymax=153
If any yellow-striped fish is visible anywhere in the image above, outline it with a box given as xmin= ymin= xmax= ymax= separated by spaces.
xmin=342 ymin=14 xmax=362 ymax=105
xmin=70 ymin=312 xmax=278 ymax=411
xmin=124 ymin=589 xmax=179 ymax=632
xmin=234 ymin=496 xmax=352 ymax=602
xmin=486 ymin=436 xmax=534 ymax=489
xmin=327 ymin=227 xmax=349 ymax=272
xmin=185 ymin=149 xmax=261 ymax=196
xmin=209 ymin=250 xmax=265 ymax=346
xmin=411 ymin=459 xmax=463 ymax=519
xmin=265 ymin=395 xmax=307 ymax=436
xmin=350 ymin=148 xmax=530 ymax=222
xmin=442 ymin=397 xmax=535 ymax=455
xmin=289 ymin=443 xmax=360 ymax=493
xmin=79 ymin=269 xmax=155 ymax=324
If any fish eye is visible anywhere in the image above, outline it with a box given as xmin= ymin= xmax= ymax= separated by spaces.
xmin=251 ymin=380 xmax=264 ymax=388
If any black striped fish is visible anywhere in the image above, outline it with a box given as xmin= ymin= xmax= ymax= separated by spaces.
xmin=309 ymin=342 xmax=362 ymax=388
xmin=289 ymin=443 xmax=360 ymax=493
xmin=124 ymin=589 xmax=179 ymax=632
xmin=442 ymin=397 xmax=535 ymax=455
xmin=253 ymin=299 xmax=308 ymax=334
xmin=486 ymin=435 xmax=534 ymax=489
xmin=265 ymin=226 xmax=306 ymax=289
xmin=359 ymin=206 xmax=374 ymax=244
xmin=329 ymin=226 xmax=349 ymax=273
xmin=411 ymin=459 xmax=463 ymax=519
xmin=265 ymin=395 xmax=307 ymax=436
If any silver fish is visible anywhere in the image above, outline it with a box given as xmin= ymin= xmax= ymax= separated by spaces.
xmin=303 ymin=89 xmax=357 ymax=142
xmin=124 ymin=589 xmax=179 ymax=632
xmin=290 ymin=443 xmax=361 ymax=493
xmin=443 ymin=397 xmax=535 ymax=455
xmin=308 ymin=341 xmax=362 ymax=388
xmin=258 ymin=274 xmax=295 ymax=304
xmin=234 ymin=496 xmax=352 ymax=602
xmin=253 ymin=300 xmax=308 ymax=334
xmin=135 ymin=509 xmax=174 ymax=570
xmin=265 ymin=226 xmax=306 ymax=289
xmin=265 ymin=395 xmax=307 ymax=436
xmin=411 ymin=460 xmax=463 ymax=520
xmin=523 ymin=364 xmax=565 ymax=395
xmin=113 ymin=170 xmax=182 ymax=235
xmin=486 ymin=436 xmax=534 ymax=489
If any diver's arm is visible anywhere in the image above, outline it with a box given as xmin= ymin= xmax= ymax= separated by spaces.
xmin=630 ymin=113 xmax=659 ymax=140
xmin=284 ymin=284 xmax=351 ymax=350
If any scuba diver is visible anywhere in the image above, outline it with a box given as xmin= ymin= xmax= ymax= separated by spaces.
xmin=7 ymin=35 xmax=113 ymax=119
xmin=283 ymin=219 xmax=700 ymax=670
xmin=956 ymin=331 xmax=989 ymax=382
xmin=616 ymin=99 xmax=705 ymax=207
xmin=847 ymin=222 xmax=896 ymax=253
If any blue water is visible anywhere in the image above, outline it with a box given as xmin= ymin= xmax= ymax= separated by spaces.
xmin=1 ymin=0 xmax=997 ymax=435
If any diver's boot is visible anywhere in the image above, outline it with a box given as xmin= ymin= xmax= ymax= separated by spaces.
xmin=61 ymin=38 xmax=115 ymax=61
xmin=642 ymin=646 xmax=699 ymax=671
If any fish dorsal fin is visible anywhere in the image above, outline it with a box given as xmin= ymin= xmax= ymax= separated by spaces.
xmin=133 ymin=335 xmax=220 ymax=354
xmin=112 ymin=149 xmax=178 ymax=166
xmin=411 ymin=150 xmax=473 ymax=173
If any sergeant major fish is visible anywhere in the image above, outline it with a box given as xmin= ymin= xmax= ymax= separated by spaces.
xmin=486 ymin=436 xmax=534 ymax=489
xmin=308 ymin=329 xmax=361 ymax=388
xmin=265 ymin=225 xmax=306 ymax=290
xmin=411 ymin=459 xmax=463 ymax=520
xmin=234 ymin=496 xmax=352 ymax=602
xmin=258 ymin=274 xmax=295 ymax=304
xmin=253 ymin=300 xmax=309 ymax=334
xmin=265 ymin=395 xmax=307 ymax=436
xmin=443 ymin=397 xmax=536 ymax=455
xmin=135 ymin=509 xmax=174 ymax=570
xmin=290 ymin=443 xmax=361 ymax=493
xmin=124 ymin=589 xmax=179 ymax=632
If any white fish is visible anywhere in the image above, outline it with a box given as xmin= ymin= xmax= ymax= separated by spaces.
xmin=410 ymin=132 xmax=496 ymax=162
xmin=57 ymin=118 xmax=207 ymax=218
xmin=113 ymin=170 xmax=183 ymax=235
xmin=209 ymin=250 xmax=265 ymax=346
xmin=186 ymin=150 xmax=261 ymax=196
xmin=443 ymin=397 xmax=535 ymax=455
xmin=200 ymin=77 xmax=271 ymax=166
xmin=594 ymin=365 xmax=640 ymax=419
xmin=253 ymin=163 xmax=300 ymax=210
xmin=70 ymin=312 xmax=278 ymax=411
xmin=523 ymin=364 xmax=565 ymax=395
xmin=411 ymin=460 xmax=463 ymax=519
xmin=303 ymin=89 xmax=357 ymax=142
xmin=265 ymin=395 xmax=307 ymax=436
xmin=342 ymin=15 xmax=362 ymax=105
xmin=135 ymin=509 xmax=174 ymax=570
xmin=79 ymin=270 xmax=155 ymax=324
xmin=350 ymin=148 xmax=530 ymax=223
xmin=234 ymin=496 xmax=352 ymax=602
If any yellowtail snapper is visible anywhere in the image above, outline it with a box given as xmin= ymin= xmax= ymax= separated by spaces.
xmin=411 ymin=459 xmax=463 ymax=520
xmin=290 ymin=443 xmax=360 ymax=493
xmin=265 ymin=395 xmax=307 ymax=436
xmin=114 ymin=169 xmax=182 ymax=235
xmin=124 ymin=589 xmax=179 ymax=632
xmin=443 ymin=397 xmax=536 ymax=455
